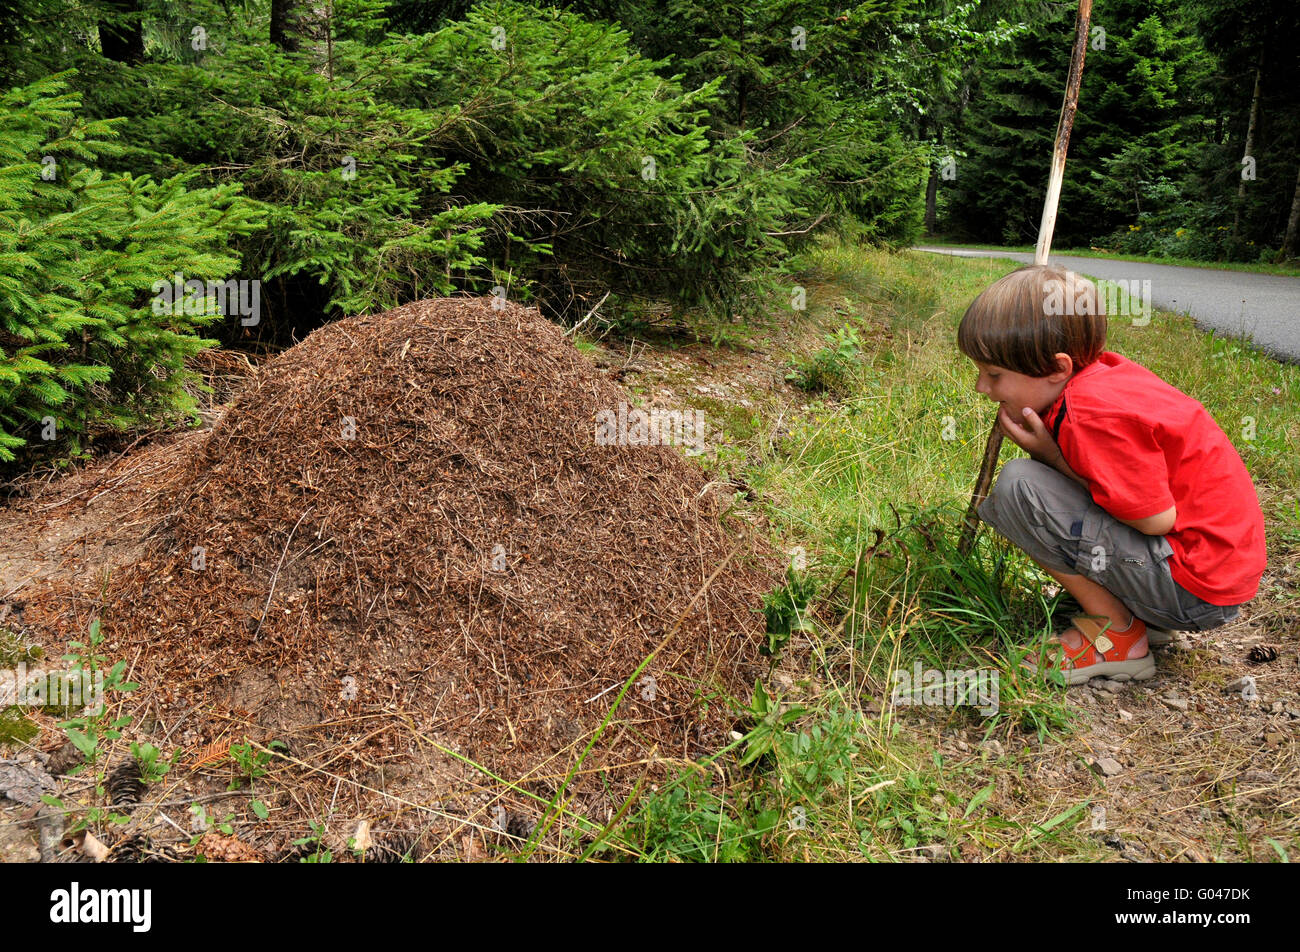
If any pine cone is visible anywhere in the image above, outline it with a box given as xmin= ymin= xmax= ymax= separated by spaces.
xmin=365 ymin=831 xmax=419 ymax=863
xmin=1247 ymin=644 xmax=1278 ymax=665
xmin=110 ymin=833 xmax=180 ymax=863
xmin=106 ymin=760 xmax=146 ymax=808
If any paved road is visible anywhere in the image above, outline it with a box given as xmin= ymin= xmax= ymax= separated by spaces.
xmin=913 ymin=246 xmax=1300 ymax=363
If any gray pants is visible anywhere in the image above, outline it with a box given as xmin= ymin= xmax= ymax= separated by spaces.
xmin=977 ymin=458 xmax=1242 ymax=632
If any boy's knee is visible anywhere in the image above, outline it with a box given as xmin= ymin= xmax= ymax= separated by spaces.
xmin=994 ymin=457 xmax=1039 ymax=491
xmin=980 ymin=458 xmax=1039 ymax=524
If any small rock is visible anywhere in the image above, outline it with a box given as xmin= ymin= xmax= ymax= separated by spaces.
xmin=1094 ymin=757 xmax=1124 ymax=777
xmin=1138 ymin=772 xmax=1172 ymax=791
xmin=0 ymin=760 xmax=57 ymax=806
xmin=979 ymin=739 xmax=1004 ymax=758
xmin=915 ymin=844 xmax=947 ymax=862
xmin=1160 ymin=695 xmax=1189 ymax=712
xmin=35 ymin=809 xmax=61 ymax=862
xmin=1270 ymin=700 xmax=1285 ymax=714
xmin=1117 ymin=708 xmax=1134 ymax=721
xmin=1224 ymin=677 xmax=1251 ymax=693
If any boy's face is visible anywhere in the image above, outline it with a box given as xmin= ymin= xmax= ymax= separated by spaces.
xmin=972 ymin=357 xmax=1072 ymax=419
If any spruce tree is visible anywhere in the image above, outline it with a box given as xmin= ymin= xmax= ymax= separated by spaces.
xmin=0 ymin=72 xmax=261 ymax=469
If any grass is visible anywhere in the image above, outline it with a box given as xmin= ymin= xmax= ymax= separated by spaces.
xmin=917 ymin=239 xmax=1300 ymax=278
xmin=599 ymin=234 xmax=1300 ymax=862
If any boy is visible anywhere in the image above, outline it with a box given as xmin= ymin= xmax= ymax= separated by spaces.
xmin=958 ymin=265 xmax=1266 ymax=684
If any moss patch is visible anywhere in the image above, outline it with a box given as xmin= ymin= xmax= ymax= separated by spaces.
xmin=0 ymin=627 xmax=43 ymax=667
xmin=0 ymin=706 xmax=38 ymax=745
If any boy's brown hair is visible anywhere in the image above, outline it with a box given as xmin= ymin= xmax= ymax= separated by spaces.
xmin=957 ymin=265 xmax=1107 ymax=377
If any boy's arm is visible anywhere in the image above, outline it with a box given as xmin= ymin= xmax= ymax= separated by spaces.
xmin=1119 ymin=505 xmax=1177 ymax=536
xmin=1038 ymin=446 xmax=1088 ymax=489
xmin=998 ymin=406 xmax=1093 ymax=490
xmin=1007 ymin=407 xmax=1177 ymax=536
xmin=1042 ymin=447 xmax=1176 ymax=534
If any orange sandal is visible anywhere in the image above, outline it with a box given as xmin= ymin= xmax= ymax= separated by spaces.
xmin=1023 ymin=614 xmax=1155 ymax=686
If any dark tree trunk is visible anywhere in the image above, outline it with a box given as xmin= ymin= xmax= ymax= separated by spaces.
xmin=271 ymin=0 xmax=300 ymax=52
xmin=925 ymin=166 xmax=939 ymax=235
xmin=1234 ymin=51 xmax=1264 ymax=237
xmin=98 ymin=0 xmax=144 ymax=63
xmin=924 ymin=122 xmax=943 ymax=236
xmin=1282 ymin=161 xmax=1300 ymax=260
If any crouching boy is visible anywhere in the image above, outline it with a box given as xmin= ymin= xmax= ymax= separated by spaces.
xmin=957 ymin=265 xmax=1266 ymax=685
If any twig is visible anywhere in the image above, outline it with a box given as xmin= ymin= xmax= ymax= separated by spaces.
xmin=582 ymin=682 xmax=621 ymax=705
xmin=253 ymin=506 xmax=314 ymax=641
xmin=566 ymin=290 xmax=611 ymax=337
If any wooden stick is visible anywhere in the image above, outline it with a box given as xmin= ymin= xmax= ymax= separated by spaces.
xmin=958 ymin=0 xmax=1093 ymax=557
xmin=1035 ymin=0 xmax=1094 ymax=267
xmin=959 ymin=414 xmax=1007 ymax=555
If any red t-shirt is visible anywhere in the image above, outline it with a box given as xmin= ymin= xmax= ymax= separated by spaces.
xmin=1041 ymin=351 xmax=1265 ymax=605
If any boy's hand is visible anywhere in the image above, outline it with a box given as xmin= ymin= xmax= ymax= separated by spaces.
xmin=999 ymin=406 xmax=1061 ymax=465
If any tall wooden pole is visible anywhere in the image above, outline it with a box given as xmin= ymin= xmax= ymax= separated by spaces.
xmin=958 ymin=0 xmax=1093 ymax=557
